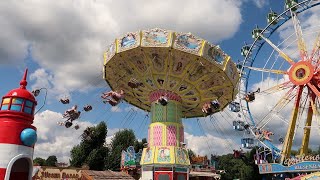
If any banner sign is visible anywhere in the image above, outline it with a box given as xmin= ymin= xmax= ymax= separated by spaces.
xmin=259 ymin=161 xmax=320 ymax=174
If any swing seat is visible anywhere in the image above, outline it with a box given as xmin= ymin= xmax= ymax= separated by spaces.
xmin=65 ymin=121 xmax=73 ymax=128
xmin=60 ymin=99 xmax=70 ymax=104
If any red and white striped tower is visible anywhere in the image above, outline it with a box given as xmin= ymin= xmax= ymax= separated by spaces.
xmin=0 ymin=69 xmax=38 ymax=180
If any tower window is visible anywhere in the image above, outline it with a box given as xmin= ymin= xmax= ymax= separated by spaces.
xmin=0 ymin=98 xmax=11 ymax=110
xmin=24 ymin=100 xmax=34 ymax=114
xmin=10 ymin=98 xmax=23 ymax=112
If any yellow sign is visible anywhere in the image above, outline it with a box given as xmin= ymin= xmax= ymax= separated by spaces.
xmin=33 ymin=167 xmax=82 ymax=180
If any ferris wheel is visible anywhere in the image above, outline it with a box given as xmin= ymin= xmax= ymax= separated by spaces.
xmin=234 ymin=0 xmax=320 ymax=174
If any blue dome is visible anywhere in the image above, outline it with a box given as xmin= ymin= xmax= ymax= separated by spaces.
xmin=20 ymin=128 xmax=37 ymax=146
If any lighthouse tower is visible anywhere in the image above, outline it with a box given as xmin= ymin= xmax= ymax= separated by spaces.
xmin=0 ymin=69 xmax=38 ymax=180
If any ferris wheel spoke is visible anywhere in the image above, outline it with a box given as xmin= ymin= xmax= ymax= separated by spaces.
xmin=281 ymin=85 xmax=303 ymax=162
xmin=260 ymin=35 xmax=295 ymax=65
xmin=257 ymin=85 xmax=297 ymax=128
xmin=307 ymin=82 xmax=320 ymax=97
xmin=299 ymin=92 xmax=315 ymax=155
xmin=310 ymin=94 xmax=320 ymax=121
xmin=311 ymin=32 xmax=320 ymax=67
xmin=243 ymin=66 xmax=287 ymax=75
xmin=291 ymin=11 xmax=308 ymax=60
xmin=259 ymin=81 xmax=293 ymax=94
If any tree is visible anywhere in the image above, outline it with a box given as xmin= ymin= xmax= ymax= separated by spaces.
xmin=33 ymin=157 xmax=46 ymax=166
xmin=134 ymin=138 xmax=147 ymax=152
xmin=70 ymin=122 xmax=108 ymax=170
xmin=86 ymin=147 xmax=109 ymax=171
xmin=105 ymin=129 xmax=136 ymax=171
xmin=187 ymin=149 xmax=196 ymax=163
xmin=217 ymin=147 xmax=262 ymax=180
xmin=45 ymin=156 xmax=58 ymax=167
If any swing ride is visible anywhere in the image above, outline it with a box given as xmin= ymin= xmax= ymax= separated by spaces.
xmin=103 ymin=28 xmax=240 ymax=180
xmin=236 ymin=0 xmax=320 ymax=177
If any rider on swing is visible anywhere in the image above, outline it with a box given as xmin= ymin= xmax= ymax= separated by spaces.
xmin=244 ymin=88 xmax=260 ymax=102
xmin=202 ymin=100 xmax=220 ymax=115
xmin=101 ymin=89 xmax=125 ymax=106
xmin=157 ymin=95 xmax=168 ymax=106
xmin=63 ymin=105 xmax=81 ymax=128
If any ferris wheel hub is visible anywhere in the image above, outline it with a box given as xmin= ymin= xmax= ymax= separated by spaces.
xmin=288 ymin=61 xmax=314 ymax=85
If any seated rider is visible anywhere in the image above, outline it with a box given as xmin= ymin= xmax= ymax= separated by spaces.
xmin=32 ymin=89 xmax=40 ymax=97
xmin=102 ymin=89 xmax=125 ymax=106
xmin=84 ymin=105 xmax=92 ymax=112
xmin=245 ymin=92 xmax=255 ymax=102
xmin=202 ymin=102 xmax=213 ymax=115
xmin=104 ymin=99 xmax=120 ymax=106
xmin=70 ymin=111 xmax=81 ymax=121
xmin=244 ymin=88 xmax=260 ymax=102
xmin=262 ymin=130 xmax=274 ymax=141
xmin=64 ymin=105 xmax=78 ymax=117
xmin=60 ymin=98 xmax=70 ymax=104
xmin=74 ymin=124 xmax=80 ymax=130
xmin=157 ymin=95 xmax=168 ymax=106
xmin=211 ymin=100 xmax=220 ymax=110
xmin=63 ymin=105 xmax=81 ymax=122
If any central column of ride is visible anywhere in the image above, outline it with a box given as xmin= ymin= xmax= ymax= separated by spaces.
xmin=140 ymin=91 xmax=190 ymax=180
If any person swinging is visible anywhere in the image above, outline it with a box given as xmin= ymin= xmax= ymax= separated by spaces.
xmin=101 ymin=89 xmax=125 ymax=106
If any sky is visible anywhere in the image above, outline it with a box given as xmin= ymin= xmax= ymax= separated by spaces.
xmin=1 ymin=0 xmax=320 ymax=164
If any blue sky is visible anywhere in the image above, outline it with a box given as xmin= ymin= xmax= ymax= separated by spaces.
xmin=1 ymin=0 xmax=320 ymax=163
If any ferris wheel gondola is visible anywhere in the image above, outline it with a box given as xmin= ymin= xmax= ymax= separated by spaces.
xmin=229 ymin=101 xmax=241 ymax=112
xmin=267 ymin=10 xmax=279 ymax=25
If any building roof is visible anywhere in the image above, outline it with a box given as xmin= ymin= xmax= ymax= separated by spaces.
xmin=82 ymin=170 xmax=135 ymax=179
xmin=189 ymin=171 xmax=221 ymax=178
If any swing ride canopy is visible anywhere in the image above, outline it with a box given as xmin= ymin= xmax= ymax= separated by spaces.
xmin=103 ymin=28 xmax=240 ymax=117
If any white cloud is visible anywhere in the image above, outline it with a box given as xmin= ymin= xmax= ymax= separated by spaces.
xmin=277 ymin=6 xmax=320 ymax=61
xmin=252 ymin=0 xmax=268 ymax=9
xmin=29 ymin=68 xmax=53 ymax=90
xmin=185 ymin=132 xmax=237 ymax=156
xmin=0 ymin=0 xmax=243 ymax=94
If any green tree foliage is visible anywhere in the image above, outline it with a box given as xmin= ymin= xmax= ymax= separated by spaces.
xmin=86 ymin=147 xmax=109 ymax=171
xmin=134 ymin=138 xmax=147 ymax=152
xmin=217 ymin=147 xmax=262 ymax=180
xmin=70 ymin=122 xmax=108 ymax=170
xmin=45 ymin=155 xmax=58 ymax=167
xmin=69 ymin=124 xmax=145 ymax=171
xmin=33 ymin=157 xmax=46 ymax=166
xmin=105 ymin=129 xmax=136 ymax=171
